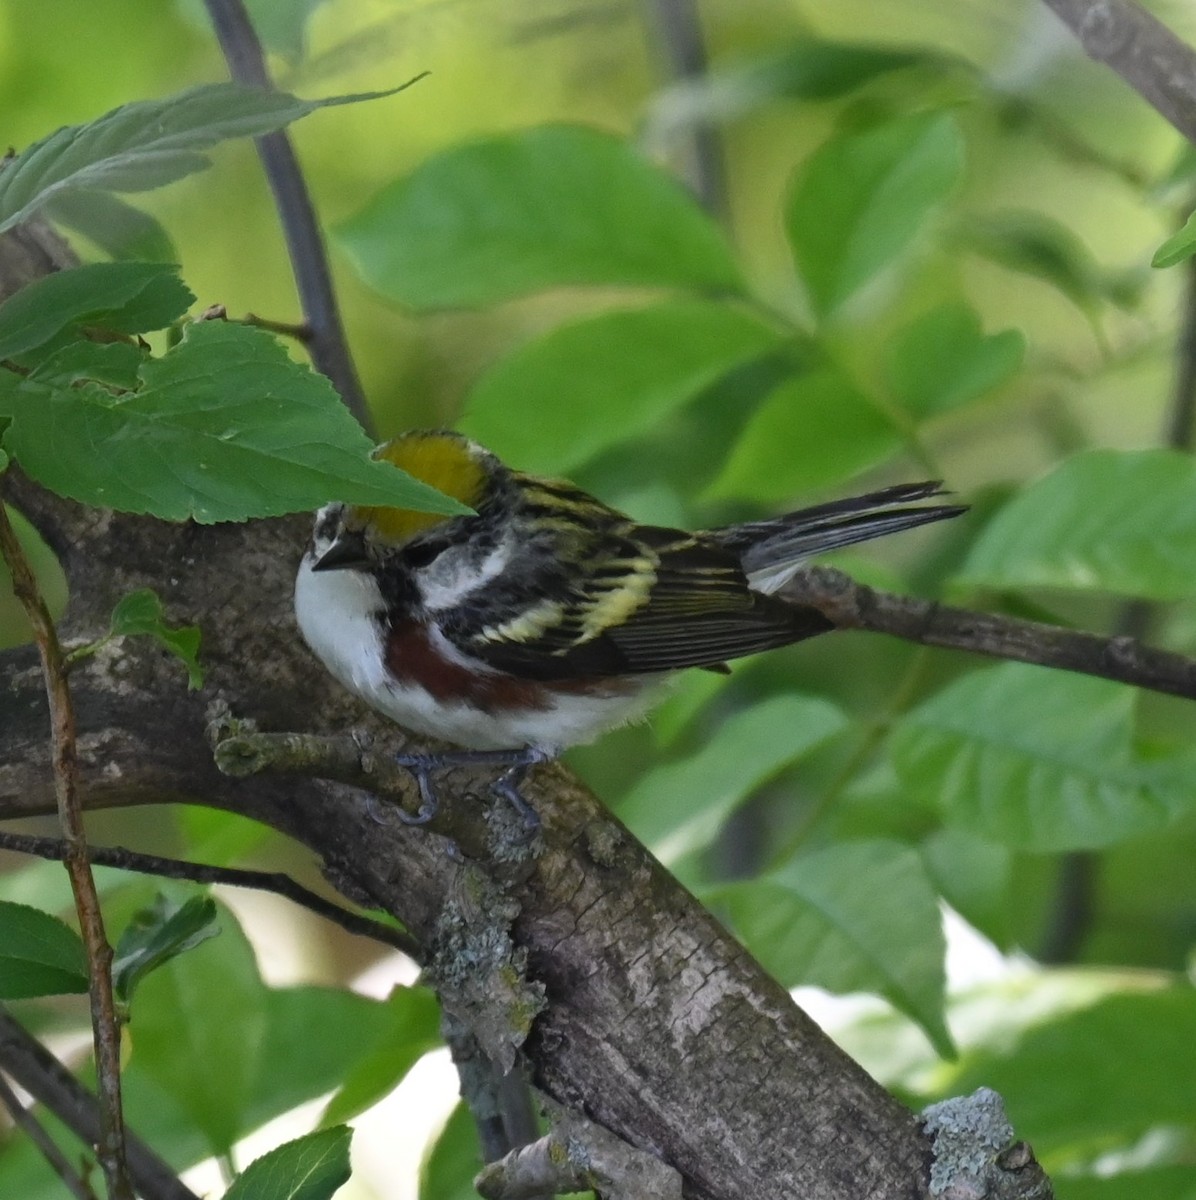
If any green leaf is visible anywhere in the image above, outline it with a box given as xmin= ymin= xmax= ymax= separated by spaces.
xmin=131 ymin=899 xmax=268 ymax=1157
xmin=109 ymin=588 xmax=203 ymax=689
xmin=0 ymin=81 xmax=408 ymax=235
xmin=321 ymin=986 xmax=441 ymax=1126
xmin=920 ymin=828 xmax=1013 ymax=949
xmin=419 ymin=1104 xmax=482 ymax=1200
xmin=337 ymin=124 xmax=744 ymax=309
xmin=890 ymin=663 xmax=1196 ymax=852
xmin=962 ymin=211 xmax=1110 ymax=313
xmin=29 ymin=341 xmax=145 ymax=390
xmin=0 ymin=900 xmax=88 ymax=999
xmin=0 ymin=447 xmax=7 ymax=473
xmin=645 ymin=39 xmax=934 ymax=137
xmin=706 ymin=367 xmax=901 ymax=501
xmin=1055 ymin=1166 xmax=1196 ymax=1200
xmin=959 ymin=449 xmax=1196 ymax=600
xmin=948 ymin=989 xmax=1196 ymax=1152
xmin=710 ymin=839 xmax=951 ymax=1055
xmin=787 ymin=112 xmax=964 ymax=317
xmin=0 ymin=262 xmax=193 ymax=362
xmin=462 ymin=300 xmax=782 ymax=473
xmin=1153 ymin=206 xmax=1196 ymax=268
xmin=619 ymin=694 xmax=849 ymax=864
xmin=47 ymin=192 xmax=178 ymax=263
xmin=243 ymin=0 xmax=332 ymax=62
xmin=113 ymin=894 xmax=219 ymax=1005
xmin=224 ymin=1127 xmax=352 ymax=1200
xmin=885 ymin=302 xmax=1024 ymax=419
xmin=0 ymin=320 xmax=470 ymax=522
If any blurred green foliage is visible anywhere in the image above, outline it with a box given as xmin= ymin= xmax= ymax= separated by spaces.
xmin=2 ymin=1 xmax=1196 ymax=1198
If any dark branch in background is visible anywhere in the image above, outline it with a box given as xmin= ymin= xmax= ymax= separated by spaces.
xmin=0 ymin=1008 xmax=200 ymax=1200
xmin=201 ymin=0 xmax=373 ymax=432
xmin=783 ymin=566 xmax=1196 ymax=697
xmin=641 ymin=0 xmax=728 ymax=221
xmin=1040 ymin=0 xmax=1196 ymax=144
xmin=0 ymin=500 xmax=133 ymax=1200
xmin=0 ymin=830 xmax=421 ymax=961
xmin=0 ymin=1073 xmax=97 ymax=1200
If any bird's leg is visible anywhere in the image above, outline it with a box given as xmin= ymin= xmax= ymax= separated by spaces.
xmin=392 ymin=746 xmax=555 ymax=828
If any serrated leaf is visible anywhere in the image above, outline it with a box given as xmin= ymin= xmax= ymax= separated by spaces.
xmin=462 ymin=300 xmax=782 ymax=473
xmin=709 ymin=840 xmax=951 ymax=1055
xmin=224 ymin=1126 xmax=352 ymax=1200
xmin=886 ymin=302 xmax=1024 ymax=419
xmin=706 ymin=367 xmax=901 ymax=501
xmin=787 ymin=112 xmax=963 ymax=317
xmin=958 ymin=449 xmax=1196 ymax=600
xmin=0 ymin=81 xmax=411 ymax=236
xmin=29 ymin=341 xmax=145 ymax=390
xmin=0 ymin=320 xmax=470 ymax=522
xmin=109 ymin=588 xmax=203 ymax=688
xmin=618 ymin=694 xmax=849 ymax=864
xmin=320 ymin=986 xmax=441 ymax=1126
xmin=47 ymin=191 xmax=178 ymax=263
xmin=113 ymin=894 xmax=219 ymax=1005
xmin=0 ymin=262 xmax=193 ymax=362
xmin=337 ymin=124 xmax=744 ymax=309
xmin=0 ymin=900 xmax=88 ymax=998
xmin=890 ymin=663 xmax=1196 ymax=851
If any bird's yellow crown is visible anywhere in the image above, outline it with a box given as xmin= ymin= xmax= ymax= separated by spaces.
xmin=355 ymin=431 xmax=490 ymax=544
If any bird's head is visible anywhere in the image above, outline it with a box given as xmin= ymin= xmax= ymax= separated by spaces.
xmin=308 ymin=430 xmax=504 ymax=574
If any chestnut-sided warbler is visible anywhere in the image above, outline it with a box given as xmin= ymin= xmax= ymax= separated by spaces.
xmin=295 ymin=431 xmax=963 ymax=825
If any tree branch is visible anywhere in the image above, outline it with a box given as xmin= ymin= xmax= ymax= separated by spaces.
xmin=781 ymin=565 xmax=1196 ymax=698
xmin=1039 ymin=0 xmax=1196 ymax=143
xmin=0 ymin=1008 xmax=200 ymax=1200
xmin=0 ymin=1073 xmax=97 ymax=1200
xmin=200 ymin=0 xmax=372 ymax=431
xmin=0 ymin=829 xmax=420 ymax=960
xmin=0 ymin=495 xmax=132 ymax=1200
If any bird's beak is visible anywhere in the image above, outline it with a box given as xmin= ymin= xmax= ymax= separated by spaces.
xmin=311 ymin=531 xmax=370 ymax=572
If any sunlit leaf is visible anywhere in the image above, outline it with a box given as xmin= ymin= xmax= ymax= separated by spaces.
xmin=619 ymin=694 xmax=849 ymax=864
xmin=224 ymin=1126 xmax=352 ymax=1200
xmin=0 ymin=81 xmax=409 ymax=235
xmin=337 ymin=124 xmax=744 ymax=309
xmin=0 ymin=900 xmax=88 ymax=999
xmin=706 ymin=367 xmax=901 ymax=501
xmin=959 ymin=449 xmax=1196 ymax=600
xmin=463 ymin=300 xmax=781 ymax=473
xmin=710 ymin=840 xmax=951 ymax=1054
xmin=0 ymin=321 xmax=469 ymax=522
xmin=891 ymin=663 xmax=1196 ymax=851
xmin=787 ymin=112 xmax=963 ymax=316
xmin=886 ymin=302 xmax=1024 ymax=419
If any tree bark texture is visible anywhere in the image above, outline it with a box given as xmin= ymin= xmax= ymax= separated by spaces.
xmin=0 ymin=228 xmax=935 ymax=1198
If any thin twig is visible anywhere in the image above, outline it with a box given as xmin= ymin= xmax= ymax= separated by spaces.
xmin=0 ymin=496 xmax=133 ymax=1200
xmin=641 ymin=0 xmax=728 ymax=220
xmin=0 ymin=830 xmax=422 ymax=960
xmin=201 ymin=0 xmax=372 ymax=432
xmin=0 ymin=1073 xmax=97 ymax=1200
xmin=0 ymin=830 xmax=419 ymax=960
xmin=1040 ymin=0 xmax=1196 ymax=144
xmin=0 ymin=1008 xmax=200 ymax=1200
xmin=782 ymin=566 xmax=1196 ymax=699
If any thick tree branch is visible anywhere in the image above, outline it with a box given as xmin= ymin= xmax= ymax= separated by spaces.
xmin=201 ymin=0 xmax=372 ymax=430
xmin=1040 ymin=0 xmax=1196 ymax=143
xmin=0 ymin=495 xmax=132 ymax=1200
xmin=0 ymin=1008 xmax=200 ymax=1200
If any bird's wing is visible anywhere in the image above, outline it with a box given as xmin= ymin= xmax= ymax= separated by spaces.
xmin=454 ymin=527 xmax=829 ymax=679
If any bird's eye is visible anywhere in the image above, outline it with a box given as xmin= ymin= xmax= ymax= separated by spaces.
xmin=402 ymin=539 xmax=449 ymax=569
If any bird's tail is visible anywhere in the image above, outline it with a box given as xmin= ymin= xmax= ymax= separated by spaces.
xmin=712 ymin=481 xmax=966 ymax=595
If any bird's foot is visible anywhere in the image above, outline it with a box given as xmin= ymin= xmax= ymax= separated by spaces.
xmin=392 ymin=746 xmax=555 ymax=830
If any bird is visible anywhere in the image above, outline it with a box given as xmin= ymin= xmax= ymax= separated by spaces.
xmin=294 ymin=430 xmax=964 ymax=827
